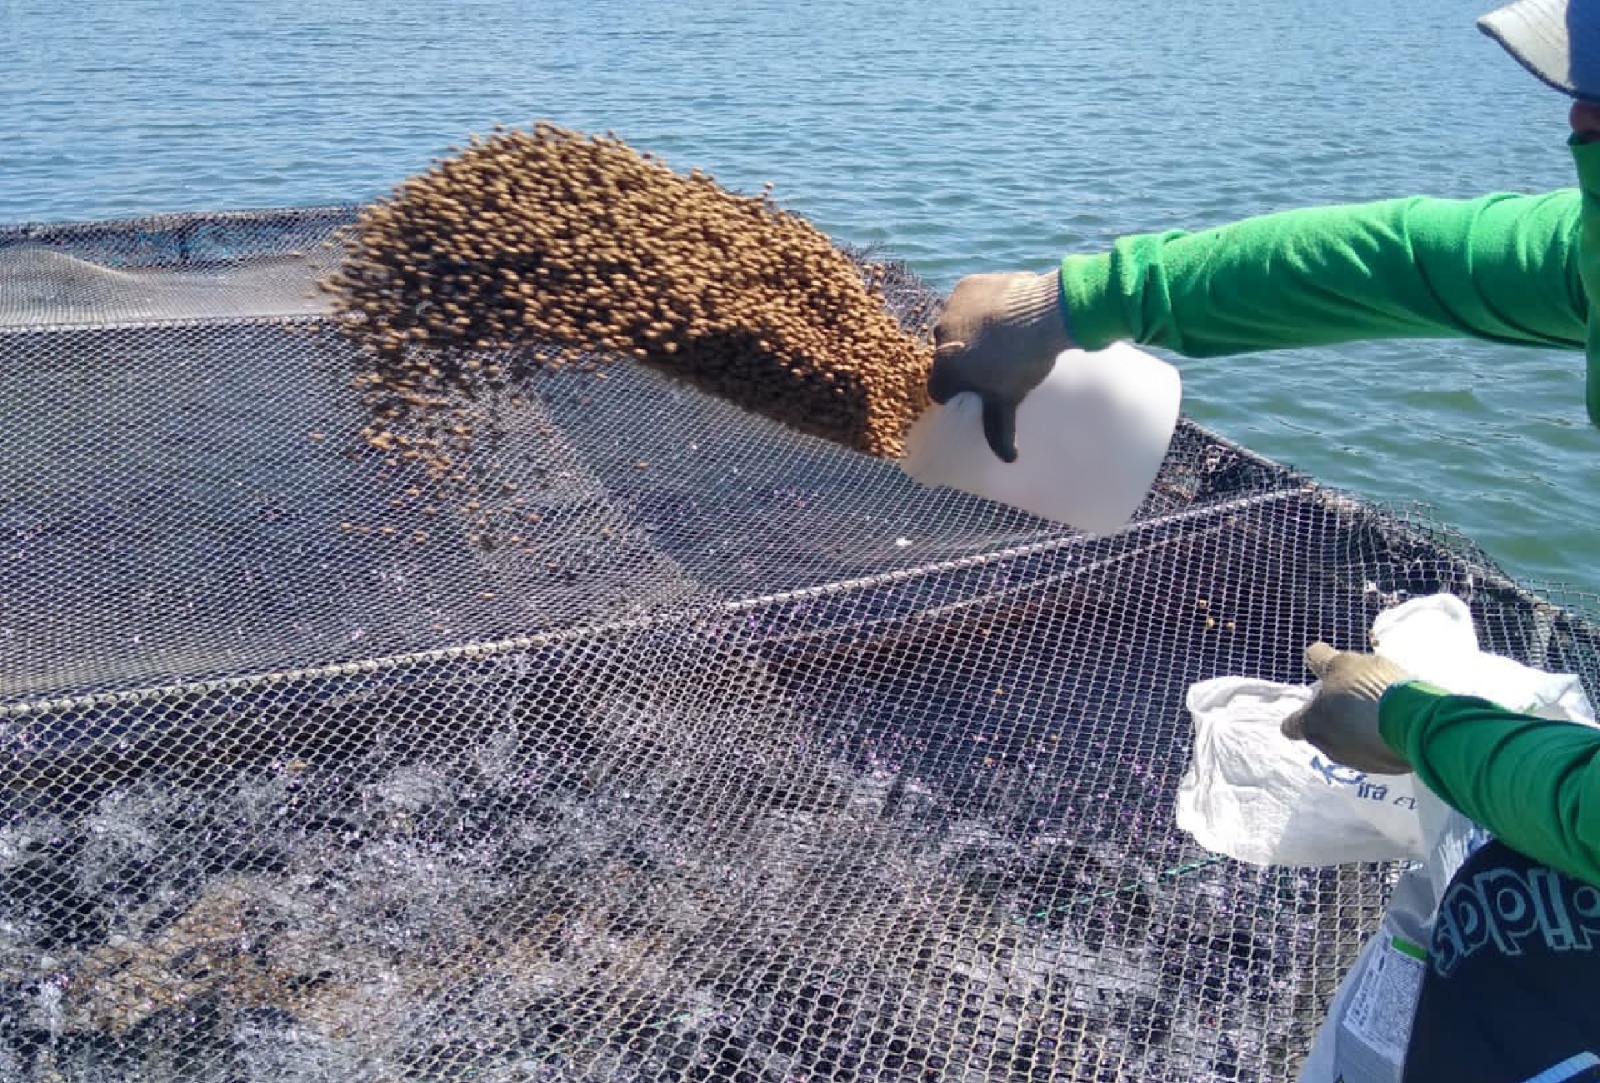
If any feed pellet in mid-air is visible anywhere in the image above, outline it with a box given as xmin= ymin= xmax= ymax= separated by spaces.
xmin=323 ymin=122 xmax=935 ymax=486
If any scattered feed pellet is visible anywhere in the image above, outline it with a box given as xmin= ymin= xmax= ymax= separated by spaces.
xmin=323 ymin=122 xmax=935 ymax=524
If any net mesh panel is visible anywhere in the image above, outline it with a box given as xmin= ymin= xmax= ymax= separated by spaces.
xmin=3 ymin=207 xmax=1600 ymax=1083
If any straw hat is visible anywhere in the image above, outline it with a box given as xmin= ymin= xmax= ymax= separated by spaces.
xmin=1479 ymin=0 xmax=1600 ymax=101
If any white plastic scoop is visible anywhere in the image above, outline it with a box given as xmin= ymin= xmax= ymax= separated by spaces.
xmin=900 ymin=341 xmax=1182 ymax=535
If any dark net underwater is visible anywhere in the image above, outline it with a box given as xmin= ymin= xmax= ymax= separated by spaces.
xmin=2 ymin=207 xmax=1599 ymax=1083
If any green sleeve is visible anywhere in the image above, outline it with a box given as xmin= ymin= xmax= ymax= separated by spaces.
xmin=1379 ymin=680 xmax=1600 ymax=885
xmin=1056 ymin=189 xmax=1587 ymax=360
xmin=1572 ymin=137 xmax=1600 ymax=428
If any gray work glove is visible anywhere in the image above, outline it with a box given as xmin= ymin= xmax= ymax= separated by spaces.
xmin=929 ymin=270 xmax=1073 ymax=463
xmin=1281 ymin=642 xmax=1414 ymax=775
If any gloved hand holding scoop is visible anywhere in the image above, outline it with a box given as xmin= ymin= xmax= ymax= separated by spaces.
xmin=904 ymin=267 xmax=1183 ymax=535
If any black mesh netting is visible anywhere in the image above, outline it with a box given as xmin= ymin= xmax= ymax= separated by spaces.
xmin=3 ymin=207 xmax=1600 ymax=1083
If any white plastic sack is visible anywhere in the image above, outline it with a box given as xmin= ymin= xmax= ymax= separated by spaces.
xmin=1175 ymin=592 xmax=1596 ymax=869
xmin=1295 ymin=790 xmax=1497 ymax=1082
xmin=1296 ymin=866 xmax=1450 ymax=1083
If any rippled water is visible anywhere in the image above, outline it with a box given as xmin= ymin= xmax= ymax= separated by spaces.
xmin=4 ymin=0 xmax=1597 ymax=598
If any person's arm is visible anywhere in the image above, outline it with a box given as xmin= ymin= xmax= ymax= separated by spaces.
xmin=1058 ymin=189 xmax=1588 ymax=358
xmin=1569 ymin=134 xmax=1600 ymax=428
xmin=931 ymin=134 xmax=1600 ymax=463
xmin=1380 ymin=681 xmax=1600 ymax=885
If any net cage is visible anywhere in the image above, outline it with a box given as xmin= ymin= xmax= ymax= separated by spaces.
xmin=1 ymin=205 xmax=1598 ymax=1083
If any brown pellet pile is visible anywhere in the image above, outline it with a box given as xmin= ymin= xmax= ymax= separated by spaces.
xmin=324 ymin=122 xmax=934 ymax=472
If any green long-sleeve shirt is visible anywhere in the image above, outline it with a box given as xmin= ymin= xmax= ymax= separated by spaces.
xmin=1054 ymin=138 xmax=1600 ymax=884
xmin=1059 ymin=141 xmax=1600 ymax=424
xmin=1380 ymin=680 xmax=1600 ymax=885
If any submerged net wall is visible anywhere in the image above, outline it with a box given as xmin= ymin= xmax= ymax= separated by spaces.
xmin=3 ymin=207 xmax=1599 ymax=1083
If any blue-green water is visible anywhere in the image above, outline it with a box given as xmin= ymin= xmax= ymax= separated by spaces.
xmin=4 ymin=0 xmax=1598 ymax=598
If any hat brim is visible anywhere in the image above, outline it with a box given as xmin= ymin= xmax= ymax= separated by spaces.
xmin=1478 ymin=0 xmax=1600 ymax=102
